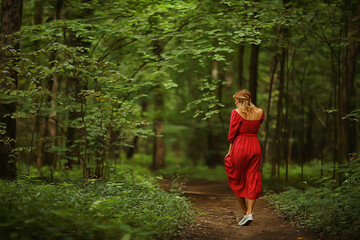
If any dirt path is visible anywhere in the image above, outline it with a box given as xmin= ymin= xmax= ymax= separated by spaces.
xmin=159 ymin=178 xmax=323 ymax=240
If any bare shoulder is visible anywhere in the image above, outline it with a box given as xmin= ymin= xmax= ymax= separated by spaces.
xmin=255 ymin=107 xmax=264 ymax=117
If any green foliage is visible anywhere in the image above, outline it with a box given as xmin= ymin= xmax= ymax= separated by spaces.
xmin=0 ymin=177 xmax=194 ymax=240
xmin=6 ymin=16 xmax=157 ymax=178
xmin=263 ymin=153 xmax=360 ymax=240
xmin=342 ymin=109 xmax=360 ymax=122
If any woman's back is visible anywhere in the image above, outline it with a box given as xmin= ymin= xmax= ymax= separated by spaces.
xmin=233 ymin=108 xmax=264 ymax=135
xmin=234 ymin=108 xmax=263 ymax=120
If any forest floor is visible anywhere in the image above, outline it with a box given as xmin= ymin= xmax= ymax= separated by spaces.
xmin=158 ymin=178 xmax=324 ymax=240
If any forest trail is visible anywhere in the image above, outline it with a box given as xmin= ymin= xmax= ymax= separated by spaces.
xmin=159 ymin=178 xmax=322 ymax=240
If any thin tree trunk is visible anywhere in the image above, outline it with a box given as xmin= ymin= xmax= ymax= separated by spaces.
xmin=217 ymin=61 xmax=227 ymax=137
xmin=31 ymin=0 xmax=43 ymax=170
xmin=320 ymin=92 xmax=332 ymax=178
xmin=237 ymin=44 xmax=245 ymax=89
xmin=284 ymin=47 xmax=291 ymax=183
xmin=151 ymin=38 xmax=166 ymax=170
xmin=261 ymin=53 xmax=278 ymax=175
xmin=335 ymin=6 xmax=342 ymax=184
xmin=0 ymin=0 xmax=23 ymax=180
xmin=287 ymin=51 xmax=296 ymax=172
xmin=36 ymin=118 xmax=47 ymax=169
xmin=64 ymin=4 xmax=92 ymax=171
xmin=286 ymin=117 xmax=293 ymax=182
xmin=152 ymin=84 xmax=165 ymax=170
xmin=339 ymin=0 xmax=359 ymax=166
xmin=273 ymin=43 xmax=285 ymax=180
xmin=299 ymin=69 xmax=305 ymax=181
xmin=127 ymin=100 xmax=147 ymax=159
xmin=49 ymin=74 xmax=59 ymax=170
xmin=34 ymin=0 xmax=43 ymax=25
xmin=305 ymin=109 xmax=315 ymax=163
xmin=36 ymin=0 xmax=62 ymax=170
xmin=249 ymin=44 xmax=259 ymax=105
xmin=270 ymin=26 xmax=287 ymax=179
xmin=331 ymin=53 xmax=338 ymax=181
xmin=49 ymin=0 xmax=62 ymax=171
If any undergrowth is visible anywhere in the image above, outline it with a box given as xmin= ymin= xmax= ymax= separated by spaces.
xmin=263 ymin=153 xmax=360 ymax=240
xmin=0 ymin=169 xmax=194 ymax=240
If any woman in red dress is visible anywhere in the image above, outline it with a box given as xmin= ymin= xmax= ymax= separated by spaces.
xmin=224 ymin=89 xmax=264 ymax=226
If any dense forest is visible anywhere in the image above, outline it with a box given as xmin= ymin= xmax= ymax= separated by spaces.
xmin=0 ymin=0 xmax=359 ymax=239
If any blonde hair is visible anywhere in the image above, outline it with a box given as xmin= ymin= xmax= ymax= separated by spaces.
xmin=233 ymin=89 xmax=256 ymax=117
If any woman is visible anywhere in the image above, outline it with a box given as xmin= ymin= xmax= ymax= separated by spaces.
xmin=224 ymin=89 xmax=265 ymax=226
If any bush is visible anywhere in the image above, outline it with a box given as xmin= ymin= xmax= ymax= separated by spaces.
xmin=0 ymin=177 xmax=194 ymax=240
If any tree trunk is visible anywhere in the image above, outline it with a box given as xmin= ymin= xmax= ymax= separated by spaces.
xmin=36 ymin=118 xmax=48 ymax=169
xmin=283 ymin=49 xmax=291 ymax=182
xmin=332 ymin=54 xmax=339 ymax=181
xmin=339 ymin=0 xmax=359 ymax=165
xmin=305 ymin=109 xmax=315 ymax=163
xmin=237 ymin=44 xmax=245 ymax=89
xmin=36 ymin=0 xmax=62 ymax=170
xmin=286 ymin=117 xmax=293 ymax=182
xmin=262 ymin=53 xmax=278 ymax=174
xmin=249 ymin=44 xmax=259 ymax=105
xmin=320 ymin=93 xmax=332 ymax=178
xmin=48 ymin=73 xmax=59 ymax=170
xmin=33 ymin=0 xmax=44 ymax=169
xmin=151 ymin=37 xmax=166 ymax=170
xmin=0 ymin=0 xmax=23 ymax=180
xmin=272 ymin=39 xmax=286 ymax=178
xmin=65 ymin=107 xmax=81 ymax=170
xmin=63 ymin=2 xmax=92 ymax=171
xmin=34 ymin=0 xmax=43 ymax=25
xmin=152 ymin=85 xmax=165 ymax=170
xmin=127 ymin=100 xmax=147 ymax=159
xmin=49 ymin=0 xmax=62 ymax=171
xmin=127 ymin=136 xmax=138 ymax=159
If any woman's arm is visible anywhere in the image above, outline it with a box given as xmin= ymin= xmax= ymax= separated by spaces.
xmin=226 ymin=110 xmax=240 ymax=157
xmin=226 ymin=143 xmax=233 ymax=156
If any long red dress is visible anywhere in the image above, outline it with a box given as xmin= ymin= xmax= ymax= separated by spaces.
xmin=224 ymin=109 xmax=264 ymax=199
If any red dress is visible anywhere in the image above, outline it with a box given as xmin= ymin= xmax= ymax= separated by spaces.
xmin=224 ymin=109 xmax=264 ymax=199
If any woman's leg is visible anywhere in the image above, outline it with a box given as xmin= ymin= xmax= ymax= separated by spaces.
xmin=246 ymin=199 xmax=256 ymax=215
xmin=235 ymin=195 xmax=247 ymax=215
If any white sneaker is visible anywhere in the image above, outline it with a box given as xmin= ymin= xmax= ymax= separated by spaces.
xmin=238 ymin=213 xmax=253 ymax=226
xmin=237 ymin=212 xmax=254 ymax=221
